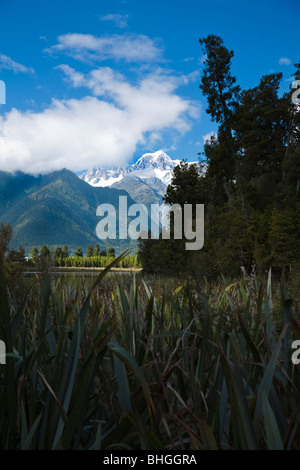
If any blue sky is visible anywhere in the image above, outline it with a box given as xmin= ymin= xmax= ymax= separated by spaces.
xmin=0 ymin=0 xmax=299 ymax=173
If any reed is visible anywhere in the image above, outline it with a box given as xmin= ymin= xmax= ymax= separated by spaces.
xmin=0 ymin=255 xmax=299 ymax=449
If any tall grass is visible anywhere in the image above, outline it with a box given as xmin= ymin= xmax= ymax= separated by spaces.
xmin=0 ymin=254 xmax=300 ymax=449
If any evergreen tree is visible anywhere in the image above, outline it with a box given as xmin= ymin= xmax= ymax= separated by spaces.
xmin=0 ymin=223 xmax=12 ymax=257
xmin=199 ymin=35 xmax=240 ymax=124
xmin=74 ymin=247 xmax=83 ymax=257
xmin=86 ymin=244 xmax=94 ymax=257
xmin=30 ymin=247 xmax=39 ymax=265
xmin=268 ymin=200 xmax=300 ymax=269
xmin=54 ymin=247 xmax=63 ymax=259
xmin=7 ymin=246 xmax=26 ymax=265
xmin=52 ymin=247 xmax=63 ymax=266
xmin=107 ymin=247 xmax=115 ymax=258
xmin=40 ymin=245 xmax=51 ymax=259
xmin=164 ymin=162 xmax=207 ymax=206
xmin=234 ymin=73 xmax=289 ymax=209
xmin=93 ymin=244 xmax=100 ymax=257
xmin=62 ymin=245 xmax=69 ymax=258
xmin=199 ymin=34 xmax=248 ymax=221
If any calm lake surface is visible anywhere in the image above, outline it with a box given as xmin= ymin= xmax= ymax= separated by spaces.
xmin=25 ymin=269 xmax=140 ymax=288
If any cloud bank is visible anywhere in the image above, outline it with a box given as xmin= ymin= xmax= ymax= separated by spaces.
xmin=0 ymin=67 xmax=199 ymax=174
xmin=0 ymin=33 xmax=200 ymax=175
xmin=45 ymin=33 xmax=163 ymax=63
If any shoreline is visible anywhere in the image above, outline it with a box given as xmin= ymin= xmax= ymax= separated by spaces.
xmin=24 ymin=266 xmax=143 ymax=273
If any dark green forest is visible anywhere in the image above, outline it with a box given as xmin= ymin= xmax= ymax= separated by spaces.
xmin=138 ymin=35 xmax=300 ymax=277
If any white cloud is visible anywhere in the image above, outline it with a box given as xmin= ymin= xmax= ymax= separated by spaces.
xmin=0 ymin=67 xmax=199 ymax=174
xmin=56 ymin=64 xmax=85 ymax=87
xmin=0 ymin=54 xmax=34 ymax=74
xmin=45 ymin=33 xmax=163 ymax=63
xmin=279 ymin=57 xmax=292 ymax=66
xmin=203 ymin=131 xmax=217 ymax=145
xmin=100 ymin=13 xmax=129 ymax=28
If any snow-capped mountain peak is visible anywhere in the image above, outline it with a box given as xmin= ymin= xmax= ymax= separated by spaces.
xmin=134 ymin=150 xmax=174 ymax=170
xmin=78 ymin=150 xmax=200 ymax=203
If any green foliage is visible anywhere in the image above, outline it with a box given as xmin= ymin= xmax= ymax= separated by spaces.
xmin=54 ymin=246 xmax=63 ymax=259
xmin=23 ymin=243 xmax=139 ymax=269
xmin=93 ymin=244 xmax=100 ymax=256
xmin=74 ymin=246 xmax=83 ymax=258
xmin=62 ymin=245 xmax=69 ymax=258
xmin=6 ymin=246 xmax=26 ymax=265
xmin=40 ymin=244 xmax=51 ymax=259
xmin=86 ymin=244 xmax=93 ymax=258
xmin=107 ymin=246 xmax=115 ymax=258
xmin=139 ymin=35 xmax=300 ymax=277
xmin=1 ymin=255 xmax=300 ymax=449
xmin=269 ymin=200 xmax=300 ymax=267
xmin=0 ymin=222 xmax=12 ymax=256
xmin=164 ymin=161 xmax=207 ymax=206
xmin=199 ymin=34 xmax=240 ymax=124
xmin=62 ymin=254 xmax=139 ymax=269
xmin=30 ymin=246 xmax=39 ymax=264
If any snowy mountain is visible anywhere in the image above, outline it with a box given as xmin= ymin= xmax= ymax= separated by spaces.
xmin=78 ymin=150 xmax=199 ymax=204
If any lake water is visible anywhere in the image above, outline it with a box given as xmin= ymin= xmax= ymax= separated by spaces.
xmin=25 ymin=270 xmax=135 ymax=276
xmin=24 ymin=269 xmax=140 ymax=289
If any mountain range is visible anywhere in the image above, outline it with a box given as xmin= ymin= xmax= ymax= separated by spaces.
xmin=0 ymin=150 xmax=201 ymax=255
xmin=79 ymin=150 xmax=198 ymax=204
xmin=0 ymin=169 xmax=137 ymax=254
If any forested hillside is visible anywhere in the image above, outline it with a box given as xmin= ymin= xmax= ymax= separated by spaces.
xmin=0 ymin=168 xmax=137 ymax=254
